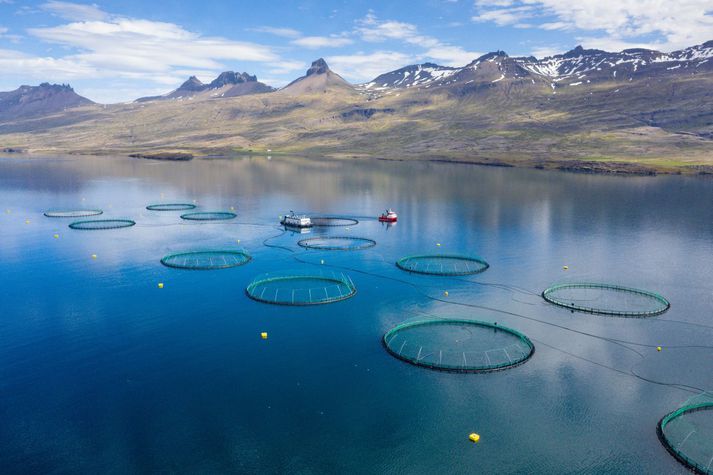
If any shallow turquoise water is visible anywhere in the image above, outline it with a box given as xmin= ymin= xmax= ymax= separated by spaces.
xmin=1 ymin=154 xmax=712 ymax=473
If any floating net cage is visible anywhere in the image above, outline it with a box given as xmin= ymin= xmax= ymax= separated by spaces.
xmin=161 ymin=250 xmax=251 ymax=270
xmin=396 ymin=254 xmax=490 ymax=276
xmin=146 ymin=203 xmax=196 ymax=211
xmin=44 ymin=209 xmax=103 ymax=218
xmin=657 ymin=393 xmax=713 ymax=474
xmin=246 ymin=270 xmax=356 ymax=306
xmin=180 ymin=211 xmax=237 ymax=221
xmin=68 ymin=219 xmax=136 ymax=230
xmin=310 ymin=216 xmax=359 ymax=227
xmin=542 ymin=283 xmax=670 ymax=317
xmin=298 ymin=236 xmax=376 ymax=251
xmin=383 ymin=318 xmax=534 ymax=373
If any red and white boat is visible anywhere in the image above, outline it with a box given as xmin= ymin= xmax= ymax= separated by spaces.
xmin=378 ymin=209 xmax=398 ymax=222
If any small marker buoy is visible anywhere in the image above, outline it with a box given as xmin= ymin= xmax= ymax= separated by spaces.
xmin=230 ymin=206 xmax=234 ymax=210
xmin=158 ymin=282 xmax=164 ymax=289
xmin=563 ymin=265 xmax=569 ymax=270
xmin=237 ymin=239 xmax=241 ymax=244
xmin=25 ymin=219 xmax=30 ymax=224
xmin=436 ymin=243 xmax=441 ymax=247
xmin=657 ymin=346 xmax=662 ymax=352
xmin=469 ymin=433 xmax=480 ymax=443
xmin=444 ymin=291 xmax=449 ymax=296
xmin=320 ymin=259 xmax=325 ymax=264
xmin=91 ymin=254 xmax=97 ymax=259
xmin=53 ymin=234 xmax=59 ymax=239
xmin=261 ymin=332 xmax=268 ymax=340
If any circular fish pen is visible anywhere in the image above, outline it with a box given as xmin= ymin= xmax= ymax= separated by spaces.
xmin=246 ymin=270 xmax=356 ymax=305
xmin=69 ymin=219 xmax=136 ymax=230
xmin=298 ymin=236 xmax=376 ymax=251
xmin=542 ymin=283 xmax=670 ymax=317
xmin=657 ymin=395 xmax=713 ymax=474
xmin=44 ymin=209 xmax=103 ymax=218
xmin=396 ymin=254 xmax=490 ymax=276
xmin=383 ymin=318 xmax=534 ymax=373
xmin=310 ymin=216 xmax=359 ymax=227
xmin=146 ymin=203 xmax=196 ymax=211
xmin=161 ymin=250 xmax=252 ymax=270
xmin=180 ymin=211 xmax=237 ymax=221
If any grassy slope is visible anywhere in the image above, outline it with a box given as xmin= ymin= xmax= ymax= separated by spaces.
xmin=0 ymin=72 xmax=711 ymax=174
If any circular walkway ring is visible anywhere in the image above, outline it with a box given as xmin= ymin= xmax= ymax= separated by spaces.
xmin=298 ymin=236 xmax=376 ymax=251
xmin=69 ymin=219 xmax=136 ymax=230
xmin=246 ymin=273 xmax=356 ymax=306
xmin=310 ymin=216 xmax=359 ymax=227
xmin=657 ymin=402 xmax=713 ymax=474
xmin=44 ymin=209 xmax=103 ymax=218
xmin=160 ymin=250 xmax=252 ymax=270
xmin=383 ymin=318 xmax=534 ymax=373
xmin=542 ymin=282 xmax=670 ymax=317
xmin=396 ymin=254 xmax=490 ymax=276
xmin=180 ymin=211 xmax=237 ymax=221
xmin=147 ymin=203 xmax=196 ymax=211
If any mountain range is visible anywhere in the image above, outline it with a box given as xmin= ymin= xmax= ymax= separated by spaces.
xmin=1 ymin=41 xmax=712 ymax=174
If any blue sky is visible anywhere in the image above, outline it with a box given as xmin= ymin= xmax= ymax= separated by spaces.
xmin=1 ymin=0 xmax=712 ymax=103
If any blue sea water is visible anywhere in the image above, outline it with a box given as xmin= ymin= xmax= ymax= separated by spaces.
xmin=1 ymin=154 xmax=712 ymax=474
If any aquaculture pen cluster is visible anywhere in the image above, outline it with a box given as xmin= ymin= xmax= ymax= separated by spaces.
xmin=42 ymin=202 xmax=710 ymax=473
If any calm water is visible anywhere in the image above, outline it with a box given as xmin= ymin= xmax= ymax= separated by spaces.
xmin=1 ymin=154 xmax=712 ymax=474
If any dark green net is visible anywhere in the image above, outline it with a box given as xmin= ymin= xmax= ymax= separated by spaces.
xmin=180 ymin=211 xmax=237 ymax=221
xmin=161 ymin=250 xmax=251 ymax=270
xmin=383 ymin=318 xmax=534 ymax=372
xmin=396 ymin=254 xmax=490 ymax=276
xmin=246 ymin=270 xmax=356 ymax=305
xmin=298 ymin=236 xmax=376 ymax=251
xmin=657 ymin=393 xmax=713 ymax=474
xmin=542 ymin=282 xmax=670 ymax=317
xmin=68 ymin=219 xmax=136 ymax=230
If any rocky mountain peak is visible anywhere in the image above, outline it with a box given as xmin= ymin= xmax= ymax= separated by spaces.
xmin=208 ymin=71 xmax=257 ymax=89
xmin=306 ymin=58 xmax=330 ymax=76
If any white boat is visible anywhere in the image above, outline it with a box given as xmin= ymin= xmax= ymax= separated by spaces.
xmin=281 ymin=211 xmax=312 ymax=228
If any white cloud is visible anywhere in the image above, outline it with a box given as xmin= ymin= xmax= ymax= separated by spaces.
xmin=474 ymin=0 xmax=713 ymax=51
xmin=291 ymin=36 xmax=353 ymax=49
xmin=250 ymin=26 xmax=301 ymax=38
xmin=41 ymin=1 xmax=108 ymax=21
xmin=0 ymin=5 xmax=286 ymax=102
xmin=268 ymin=60 xmax=305 ymax=75
xmin=354 ymin=13 xmax=481 ymax=67
xmin=472 ymin=6 xmax=536 ymax=27
xmin=326 ymin=51 xmax=417 ymax=82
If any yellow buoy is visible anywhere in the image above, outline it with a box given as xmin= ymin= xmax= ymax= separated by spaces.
xmin=261 ymin=332 xmax=268 ymax=339
xmin=91 ymin=254 xmax=97 ymax=259
xmin=563 ymin=265 xmax=569 ymax=270
xmin=236 ymin=239 xmax=241 ymax=244
xmin=53 ymin=234 xmax=59 ymax=239
xmin=657 ymin=346 xmax=662 ymax=352
xmin=25 ymin=219 xmax=30 ymax=224
xmin=158 ymin=282 xmax=164 ymax=289
xmin=436 ymin=243 xmax=441 ymax=247
xmin=469 ymin=433 xmax=480 ymax=443
xmin=444 ymin=291 xmax=449 ymax=296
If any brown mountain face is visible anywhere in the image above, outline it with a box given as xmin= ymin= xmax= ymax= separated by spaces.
xmin=280 ymin=58 xmax=355 ymax=95
xmin=0 ymin=83 xmax=93 ymax=121
xmin=0 ymin=44 xmax=712 ymax=174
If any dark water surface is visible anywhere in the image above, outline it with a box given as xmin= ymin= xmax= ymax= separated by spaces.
xmin=1 ymin=154 xmax=712 ymax=474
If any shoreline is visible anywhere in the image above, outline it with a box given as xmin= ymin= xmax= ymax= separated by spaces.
xmin=3 ymin=147 xmax=713 ymax=177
